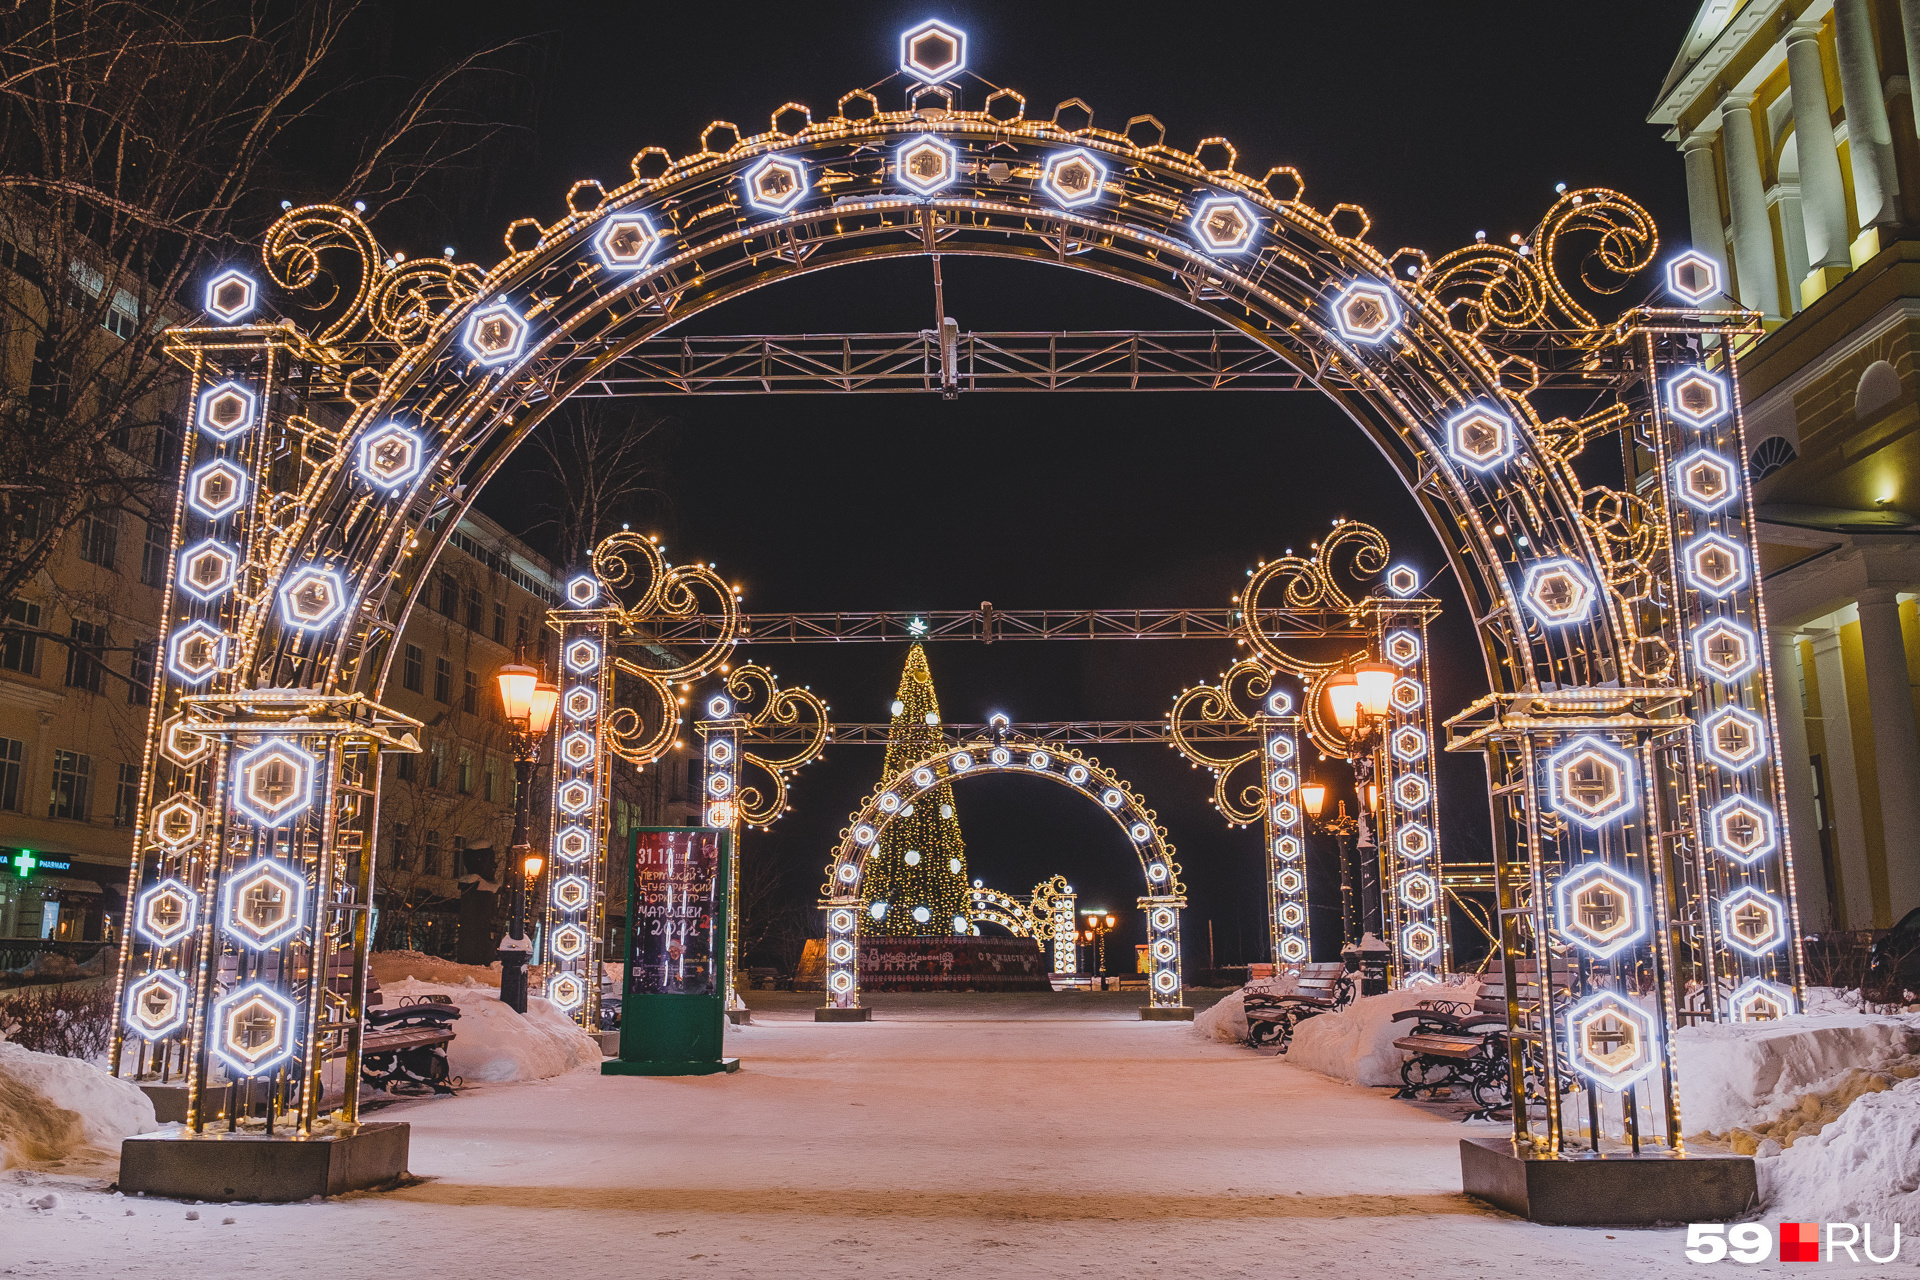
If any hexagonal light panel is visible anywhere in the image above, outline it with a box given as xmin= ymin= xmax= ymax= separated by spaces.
xmin=558 ymin=779 xmax=594 ymax=815
xmin=1552 ymin=862 xmax=1648 ymax=959
xmin=547 ymin=971 xmax=587 ymax=1011
xmin=1390 ymin=678 xmax=1424 ymax=713
xmin=188 ymin=459 xmax=249 ymax=520
xmin=1729 ymin=977 xmax=1795 ymax=1023
xmin=1401 ymin=922 xmax=1440 ymax=961
xmin=221 ymin=857 xmax=307 ymax=950
xmin=166 ymin=620 xmax=227 ymax=686
xmin=125 ymin=970 xmax=191 ymax=1039
xmin=178 ymin=539 xmax=239 ymax=603
xmin=1445 ymin=403 xmax=1516 ymax=472
xmin=1268 ymin=767 xmax=1296 ymax=795
xmin=555 ymin=824 xmax=593 ymax=862
xmin=565 ymin=574 xmax=600 ymax=607
xmin=1391 ymin=725 xmax=1428 ymax=763
xmin=231 ymin=737 xmax=317 ymax=827
xmin=1191 ymin=197 xmax=1257 ymax=254
xmin=1279 ymin=935 xmax=1308 ymax=963
xmin=204 ymin=269 xmax=258 ymax=323
xmin=1395 ymin=823 xmax=1433 ymax=860
xmin=900 ymin=19 xmax=965 ymax=82
xmin=279 ymin=564 xmax=349 ymax=630
xmin=550 ymin=923 xmax=589 ymax=960
xmin=1566 ymin=991 xmax=1658 ymax=1091
xmin=1276 ymin=868 xmax=1304 ymax=895
xmin=1701 ymin=705 xmax=1769 ymax=772
xmin=149 ymin=796 xmax=205 ymax=849
xmin=357 ymin=422 xmax=425 ymax=492
xmin=564 ymin=686 xmax=598 ymax=721
xmin=1685 ymin=533 xmax=1748 ymax=598
xmin=1521 ymin=558 xmax=1596 ymax=626
xmin=1719 ymin=885 xmax=1787 ymax=957
xmin=1041 ymin=148 xmax=1108 ymax=208
xmin=1277 ymin=901 xmax=1306 ymax=928
xmin=1710 ymin=794 xmax=1778 ymax=865
xmin=1386 ymin=564 xmax=1420 ymax=597
xmin=1666 ymin=366 xmax=1730 ymax=429
xmin=895 ymin=136 xmax=959 ymax=196
xmin=553 ymin=875 xmax=591 ymax=911
xmin=1275 ymin=835 xmax=1302 ymax=861
xmin=1694 ymin=618 xmax=1759 ymax=684
xmin=1673 ymin=449 xmax=1739 ymax=512
xmin=196 ymin=380 xmax=258 ymax=442
xmin=213 ymin=981 xmax=299 ymax=1078
xmin=160 ymin=714 xmax=210 ymax=767
xmin=135 ymin=878 xmax=199 ymax=947
xmin=1398 ymin=871 xmax=1436 ymax=909
xmin=1331 ymin=281 xmax=1402 ymax=344
xmin=1666 ymin=249 xmax=1723 ymax=306
xmin=565 ymin=639 xmax=601 ymax=673
xmin=1547 ymin=735 xmax=1637 ymax=828
xmin=1394 ymin=773 xmax=1430 ymax=811
xmin=560 ymin=731 xmax=597 ymax=769
xmin=743 ymin=156 xmax=808 ymax=214
xmin=593 ymin=212 xmax=662 ymax=271
xmin=462 ymin=301 xmax=529 ymax=367
xmin=1385 ymin=630 xmax=1422 ymax=667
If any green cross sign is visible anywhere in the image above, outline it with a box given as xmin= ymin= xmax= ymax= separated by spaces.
xmin=12 ymin=849 xmax=35 ymax=877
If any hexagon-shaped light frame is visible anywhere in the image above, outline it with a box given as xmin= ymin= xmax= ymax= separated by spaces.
xmin=900 ymin=19 xmax=966 ymax=82
xmin=148 ymin=796 xmax=206 ymax=849
xmin=1390 ymin=678 xmax=1425 ymax=712
xmin=1277 ymin=901 xmax=1306 ymax=928
xmin=1685 ymin=533 xmax=1749 ymax=598
xmin=1386 ymin=564 xmax=1420 ymax=597
xmin=896 ymin=135 xmax=959 ymax=196
xmin=592 ymin=211 xmax=663 ymax=271
xmin=557 ymin=779 xmax=594 ymax=815
xmin=1701 ymin=705 xmax=1769 ymax=772
xmin=1402 ymin=922 xmax=1440 ymax=961
xmin=547 ymin=971 xmax=587 ymax=1011
xmin=1385 ymin=630 xmax=1422 ymax=667
xmin=188 ymin=458 xmax=249 ymax=520
xmin=1279 ymin=935 xmax=1308 ymax=963
xmin=1694 ymin=618 xmax=1759 ymax=684
xmin=1041 ymin=148 xmax=1108 ymax=209
xmin=555 ymin=824 xmax=593 ymax=863
xmin=1553 ymin=862 xmax=1648 ymax=959
xmin=135 ymin=877 xmax=199 ymax=947
xmin=357 ymin=422 xmax=426 ymax=492
xmin=160 ymin=714 xmax=210 ymax=767
xmin=1666 ymin=365 xmax=1731 ymax=430
xmin=1729 ymin=976 xmax=1795 ymax=1023
xmin=196 ymin=380 xmax=258 ymax=442
xmin=553 ymin=874 xmax=591 ymax=912
xmin=565 ymin=574 xmax=599 ymax=607
xmin=563 ymin=686 xmax=598 ymax=721
xmin=1394 ymin=774 xmax=1430 ymax=811
xmin=1191 ymin=197 xmax=1258 ymax=255
xmin=462 ymin=301 xmax=529 ymax=367
xmin=743 ymin=156 xmax=809 ymax=214
xmin=231 ymin=737 xmax=317 ymax=828
xmin=1719 ymin=885 xmax=1787 ymax=957
xmin=560 ymin=731 xmax=596 ymax=769
xmin=166 ymin=620 xmax=227 ymax=686
xmin=279 ymin=564 xmax=349 ymax=631
xmin=125 ymin=969 xmax=191 ymax=1039
xmin=213 ymin=980 xmax=299 ymax=1078
xmin=1276 ymin=868 xmax=1304 ymax=895
xmin=1566 ymin=991 xmax=1659 ymax=1091
xmin=1547 ymin=734 xmax=1637 ymax=828
xmin=1445 ymin=403 xmax=1516 ymax=472
xmin=1395 ymin=822 xmax=1433 ymax=860
xmin=1331 ymin=281 xmax=1402 ymax=344
xmin=1398 ymin=871 xmax=1437 ymax=909
xmin=178 ymin=538 xmax=239 ymax=602
xmin=565 ymin=639 xmax=602 ymax=674
xmin=1521 ymin=558 xmax=1596 ymax=627
xmin=550 ymin=923 xmax=589 ymax=960
xmin=221 ymin=857 xmax=307 ymax=950
xmin=1666 ymin=250 xmax=1723 ymax=306
xmin=1709 ymin=794 xmax=1778 ymax=865
xmin=1674 ymin=448 xmax=1739 ymax=512
xmin=1391 ymin=725 xmax=1428 ymax=763
xmin=204 ymin=269 xmax=259 ymax=324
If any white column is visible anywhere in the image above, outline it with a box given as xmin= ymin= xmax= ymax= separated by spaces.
xmin=1900 ymin=0 xmax=1920 ymax=175
xmin=1809 ymin=628 xmax=1875 ymax=928
xmin=1787 ymin=21 xmax=1855 ymax=272
xmin=1770 ymin=630 xmax=1832 ymax=930
xmin=1774 ymin=184 xmax=1812 ymax=299
xmin=1718 ymin=95 xmax=1784 ymax=317
xmin=1680 ymin=131 xmax=1730 ymax=283
xmin=1856 ymin=590 xmax=1920 ymax=920
xmin=1834 ymin=0 xmax=1899 ymax=227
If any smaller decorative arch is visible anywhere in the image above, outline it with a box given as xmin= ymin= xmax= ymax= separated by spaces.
xmin=1856 ymin=359 xmax=1902 ymax=419
xmin=822 ymin=729 xmax=1184 ymax=1013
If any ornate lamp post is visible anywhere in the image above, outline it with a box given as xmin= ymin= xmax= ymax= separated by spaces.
xmin=1300 ymin=779 xmax=1362 ymax=946
xmin=1320 ymin=661 xmax=1394 ymax=940
xmin=496 ymin=662 xmax=560 ymax=1015
xmin=1079 ymin=909 xmax=1117 ymax=975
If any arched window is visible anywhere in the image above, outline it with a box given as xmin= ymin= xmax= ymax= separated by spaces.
xmin=1856 ymin=359 xmax=1902 ymax=418
xmin=1750 ymin=435 xmax=1798 ymax=482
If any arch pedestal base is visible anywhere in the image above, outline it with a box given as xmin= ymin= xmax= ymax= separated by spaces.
xmin=1139 ymin=1006 xmax=1194 ymax=1021
xmin=816 ymin=1007 xmax=872 ymax=1022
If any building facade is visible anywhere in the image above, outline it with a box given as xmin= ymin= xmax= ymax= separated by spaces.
xmin=1654 ymin=0 xmax=1920 ymax=931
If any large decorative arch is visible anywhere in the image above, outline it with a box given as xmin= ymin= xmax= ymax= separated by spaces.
xmin=119 ymin=27 xmax=1797 ymax=1156
xmin=822 ymin=729 xmax=1184 ymax=1010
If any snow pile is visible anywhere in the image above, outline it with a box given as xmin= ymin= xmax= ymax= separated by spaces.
xmin=369 ymin=950 xmax=500 ymax=988
xmin=378 ymin=979 xmax=598 ymax=1083
xmin=1287 ymin=980 xmax=1481 ymax=1087
xmin=1759 ymin=1074 xmax=1920 ymax=1228
xmin=1192 ymin=971 xmax=1302 ymax=1044
xmin=1675 ymin=1012 xmax=1920 ymax=1134
xmin=0 ymin=1039 xmax=156 ymax=1168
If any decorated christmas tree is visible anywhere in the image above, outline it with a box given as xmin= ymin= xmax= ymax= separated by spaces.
xmin=859 ymin=644 xmax=970 ymax=936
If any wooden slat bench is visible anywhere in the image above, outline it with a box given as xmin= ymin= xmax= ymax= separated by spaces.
xmin=1244 ymin=961 xmax=1354 ymax=1051
xmin=1390 ymin=959 xmax=1574 ymax=1111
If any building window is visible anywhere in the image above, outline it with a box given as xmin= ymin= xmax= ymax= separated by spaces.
xmin=113 ymin=762 xmax=140 ymax=826
xmin=65 ymin=619 xmax=106 ymax=692
xmin=2 ymin=600 xmax=40 ymax=674
xmin=140 ymin=518 xmax=167 ymax=586
xmin=463 ymin=670 xmax=477 ymax=714
xmin=78 ymin=512 xmax=118 ymax=570
xmin=396 ymin=750 xmax=417 ymax=783
xmin=0 ymin=737 xmax=21 ymax=811
xmin=128 ymin=640 xmax=154 ymax=706
xmin=1749 ymin=435 xmax=1798 ymax=483
xmin=464 ymin=586 xmax=483 ymax=632
xmin=49 ymin=749 xmax=90 ymax=819
xmin=457 ymin=749 xmax=474 ymax=795
xmin=493 ymin=600 xmax=507 ymax=645
xmin=438 ymin=574 xmax=458 ymax=617
xmin=389 ymin=821 xmax=410 ymax=870
xmin=485 ymin=756 xmax=501 ymax=803
xmin=425 ymin=829 xmax=442 ymax=876
xmin=516 ymin=612 xmax=529 ymax=654
xmin=402 ymin=643 xmax=423 ymax=693
xmin=429 ymin=740 xmax=446 ymax=788
xmin=152 ymin=410 xmax=183 ymax=472
xmin=433 ymin=657 xmax=451 ymax=703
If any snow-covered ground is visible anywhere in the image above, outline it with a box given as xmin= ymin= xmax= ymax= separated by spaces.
xmin=6 ymin=990 xmax=1878 ymax=1279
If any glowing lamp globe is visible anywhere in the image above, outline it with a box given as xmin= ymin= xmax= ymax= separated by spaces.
xmin=530 ymin=681 xmax=561 ymax=738
xmin=497 ymin=663 xmax=538 ymax=724
xmin=1326 ymin=674 xmax=1362 ymax=730
xmin=1301 ymin=781 xmax=1328 ymax=819
xmin=1353 ymin=662 xmax=1395 ymax=718
xmin=524 ymin=851 xmax=545 ymax=880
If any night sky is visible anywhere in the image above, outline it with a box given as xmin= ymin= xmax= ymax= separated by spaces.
xmin=445 ymin=2 xmax=1701 ymax=967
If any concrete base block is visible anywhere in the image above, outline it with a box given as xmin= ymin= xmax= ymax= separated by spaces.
xmin=814 ymin=1006 xmax=872 ymax=1022
xmin=1140 ymin=1006 xmax=1195 ymax=1021
xmin=726 ymin=1008 xmax=752 ymax=1025
xmin=601 ymin=1057 xmax=740 ymax=1077
xmin=140 ymin=1084 xmax=188 ymax=1124
xmin=119 ymin=1123 xmax=410 ymax=1203
xmin=594 ymin=1030 xmax=620 ymax=1057
xmin=1460 ymin=1135 xmax=1757 ymax=1225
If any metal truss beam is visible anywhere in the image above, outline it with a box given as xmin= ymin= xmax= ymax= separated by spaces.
xmin=648 ymin=607 xmax=1365 ymax=645
xmin=742 ymin=720 xmax=1253 ymax=747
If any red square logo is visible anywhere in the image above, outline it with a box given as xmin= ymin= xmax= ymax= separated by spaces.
xmin=1779 ymin=1222 xmax=1820 ymax=1262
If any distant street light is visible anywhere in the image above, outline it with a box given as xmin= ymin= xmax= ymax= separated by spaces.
xmin=496 ymin=662 xmax=560 ymax=1014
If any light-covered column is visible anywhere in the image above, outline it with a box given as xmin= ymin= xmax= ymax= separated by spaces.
xmin=1680 ymin=131 xmax=1730 ymax=283
xmin=1834 ymin=0 xmax=1899 ymax=228
xmin=1809 ymin=627 xmax=1875 ymax=928
xmin=1786 ymin=21 xmax=1855 ymax=276
xmin=1718 ymin=95 xmax=1783 ymax=318
xmin=1856 ymin=590 xmax=1920 ymax=919
xmin=1770 ymin=629 xmax=1832 ymax=930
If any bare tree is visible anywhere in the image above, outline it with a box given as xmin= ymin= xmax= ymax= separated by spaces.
xmin=0 ymin=0 xmax=529 ymax=612
xmin=527 ymin=401 xmax=677 ymax=566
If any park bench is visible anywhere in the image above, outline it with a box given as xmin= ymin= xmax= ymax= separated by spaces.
xmin=1390 ymin=958 xmax=1573 ymax=1113
xmin=1245 ymin=961 xmax=1354 ymax=1050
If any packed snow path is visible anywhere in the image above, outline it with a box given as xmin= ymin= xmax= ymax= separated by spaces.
xmin=11 ymin=993 xmax=1770 ymax=1277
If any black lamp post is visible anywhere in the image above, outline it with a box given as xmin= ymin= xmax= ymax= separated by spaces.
xmin=1301 ymin=780 xmax=1362 ymax=946
xmin=496 ymin=662 xmax=559 ymax=1015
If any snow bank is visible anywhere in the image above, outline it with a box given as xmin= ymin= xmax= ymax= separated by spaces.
xmin=1191 ymin=972 xmax=1302 ymax=1044
xmin=378 ymin=979 xmax=597 ymax=1084
xmin=1287 ymin=981 xmax=1480 ymax=1087
xmin=1675 ymin=1012 xmax=1920 ymax=1135
xmin=370 ymin=950 xmax=500 ymax=988
xmin=0 ymin=1040 xmax=155 ymax=1168
xmin=1759 ymin=1074 xmax=1920 ymax=1228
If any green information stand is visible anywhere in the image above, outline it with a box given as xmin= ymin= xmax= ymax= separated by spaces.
xmin=603 ymin=827 xmax=740 ymax=1077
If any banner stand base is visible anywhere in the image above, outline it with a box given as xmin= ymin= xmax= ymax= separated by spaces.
xmin=602 ymin=1058 xmax=740 ymax=1077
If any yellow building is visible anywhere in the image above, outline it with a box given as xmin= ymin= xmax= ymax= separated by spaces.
xmin=1654 ymin=0 xmax=1920 ymax=930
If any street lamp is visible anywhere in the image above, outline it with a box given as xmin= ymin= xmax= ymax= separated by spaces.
xmin=496 ymin=662 xmax=560 ymax=1014
xmin=1080 ymin=909 xmax=1118 ymax=977
xmin=1322 ymin=659 xmax=1395 ymax=942
xmin=1302 ymin=774 xmax=1362 ymax=947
